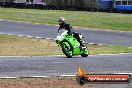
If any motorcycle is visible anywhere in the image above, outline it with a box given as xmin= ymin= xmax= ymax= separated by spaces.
xmin=55 ymin=29 xmax=89 ymax=58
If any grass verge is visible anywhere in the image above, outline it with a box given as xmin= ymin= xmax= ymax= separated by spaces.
xmin=0 ymin=34 xmax=132 ymax=56
xmin=0 ymin=8 xmax=132 ymax=31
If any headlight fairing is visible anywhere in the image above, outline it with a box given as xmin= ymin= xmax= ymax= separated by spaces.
xmin=56 ymin=35 xmax=64 ymax=41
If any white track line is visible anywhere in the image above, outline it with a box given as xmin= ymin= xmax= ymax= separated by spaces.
xmin=27 ymin=36 xmax=32 ymax=37
xmin=59 ymin=75 xmax=76 ymax=77
xmin=18 ymin=35 xmax=23 ymax=36
xmin=98 ymin=54 xmax=118 ymax=56
xmin=113 ymin=73 xmax=132 ymax=75
xmin=28 ymin=76 xmax=49 ymax=78
xmin=118 ymin=53 xmax=131 ymax=55
xmin=35 ymin=23 xmax=40 ymax=25
xmin=0 ymin=56 xmax=31 ymax=57
xmin=7 ymin=34 xmax=12 ymax=35
xmin=0 ymin=77 xmax=17 ymax=79
xmin=35 ymin=37 xmax=40 ymax=39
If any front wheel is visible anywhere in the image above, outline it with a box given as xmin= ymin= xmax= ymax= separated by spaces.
xmin=61 ymin=43 xmax=73 ymax=58
xmin=81 ymin=53 xmax=88 ymax=57
xmin=81 ymin=49 xmax=89 ymax=57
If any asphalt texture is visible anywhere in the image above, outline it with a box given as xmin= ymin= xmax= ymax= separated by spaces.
xmin=0 ymin=20 xmax=132 ymax=46
xmin=0 ymin=54 xmax=132 ymax=77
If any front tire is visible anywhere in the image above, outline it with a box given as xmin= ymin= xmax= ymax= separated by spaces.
xmin=81 ymin=48 xmax=89 ymax=57
xmin=61 ymin=43 xmax=73 ymax=58
xmin=81 ymin=53 xmax=88 ymax=57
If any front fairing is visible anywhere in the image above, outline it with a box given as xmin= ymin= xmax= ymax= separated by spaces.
xmin=55 ymin=30 xmax=68 ymax=45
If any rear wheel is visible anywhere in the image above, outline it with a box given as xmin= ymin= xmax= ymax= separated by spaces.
xmin=61 ymin=43 xmax=73 ymax=58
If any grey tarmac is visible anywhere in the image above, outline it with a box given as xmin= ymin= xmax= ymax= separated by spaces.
xmin=0 ymin=54 xmax=132 ymax=77
xmin=0 ymin=20 xmax=132 ymax=46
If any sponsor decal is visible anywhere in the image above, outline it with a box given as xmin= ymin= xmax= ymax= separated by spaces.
xmin=76 ymin=67 xmax=131 ymax=85
xmin=74 ymin=44 xmax=79 ymax=48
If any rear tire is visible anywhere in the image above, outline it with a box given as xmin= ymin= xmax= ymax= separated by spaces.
xmin=61 ymin=43 xmax=73 ymax=58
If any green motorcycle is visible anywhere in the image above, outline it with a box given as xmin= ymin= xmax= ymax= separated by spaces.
xmin=56 ymin=30 xmax=89 ymax=58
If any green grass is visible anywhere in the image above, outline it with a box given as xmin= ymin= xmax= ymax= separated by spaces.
xmin=0 ymin=34 xmax=62 ymax=56
xmin=0 ymin=34 xmax=132 ymax=56
xmin=88 ymin=44 xmax=132 ymax=55
xmin=0 ymin=8 xmax=132 ymax=31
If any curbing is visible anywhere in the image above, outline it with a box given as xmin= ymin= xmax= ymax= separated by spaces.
xmin=0 ymin=75 xmax=75 ymax=79
xmin=0 ymin=73 xmax=132 ymax=79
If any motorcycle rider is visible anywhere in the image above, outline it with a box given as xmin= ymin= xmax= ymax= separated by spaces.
xmin=58 ymin=17 xmax=85 ymax=49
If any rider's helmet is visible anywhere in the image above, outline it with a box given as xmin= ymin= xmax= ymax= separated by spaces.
xmin=58 ymin=17 xmax=66 ymax=22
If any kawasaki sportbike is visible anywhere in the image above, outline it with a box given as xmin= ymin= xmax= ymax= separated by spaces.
xmin=56 ymin=30 xmax=89 ymax=58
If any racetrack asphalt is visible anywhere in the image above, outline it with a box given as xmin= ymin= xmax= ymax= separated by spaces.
xmin=0 ymin=54 xmax=132 ymax=77
xmin=0 ymin=20 xmax=132 ymax=46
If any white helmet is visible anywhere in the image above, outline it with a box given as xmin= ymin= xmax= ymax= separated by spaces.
xmin=58 ymin=17 xmax=66 ymax=22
